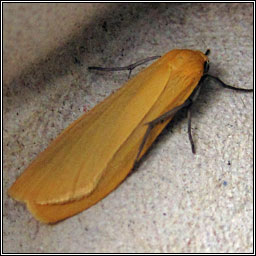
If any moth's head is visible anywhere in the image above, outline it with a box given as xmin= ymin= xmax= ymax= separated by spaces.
xmin=204 ymin=49 xmax=210 ymax=73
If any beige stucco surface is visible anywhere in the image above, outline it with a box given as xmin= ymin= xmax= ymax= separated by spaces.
xmin=3 ymin=3 xmax=253 ymax=253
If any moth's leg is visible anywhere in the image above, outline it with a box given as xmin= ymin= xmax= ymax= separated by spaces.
xmin=134 ymin=99 xmax=192 ymax=167
xmin=184 ymin=81 xmax=203 ymax=154
xmin=88 ymin=56 xmax=161 ymax=78
xmin=133 ymin=124 xmax=154 ymax=169
xmin=187 ymin=108 xmax=195 ymax=154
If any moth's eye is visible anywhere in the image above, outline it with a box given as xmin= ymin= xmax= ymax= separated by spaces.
xmin=204 ymin=61 xmax=210 ymax=73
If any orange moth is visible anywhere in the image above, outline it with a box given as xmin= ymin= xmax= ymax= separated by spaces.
xmin=8 ymin=49 xmax=253 ymax=223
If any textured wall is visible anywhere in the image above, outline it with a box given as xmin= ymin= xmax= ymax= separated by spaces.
xmin=3 ymin=3 xmax=111 ymax=85
xmin=3 ymin=3 xmax=253 ymax=253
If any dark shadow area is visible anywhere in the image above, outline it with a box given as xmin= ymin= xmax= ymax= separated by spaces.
xmin=3 ymin=4 xmax=183 ymax=90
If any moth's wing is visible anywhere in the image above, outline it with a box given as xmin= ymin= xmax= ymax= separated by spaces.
xmin=8 ymin=58 xmax=172 ymax=205
xmin=26 ymin=113 xmax=171 ymax=223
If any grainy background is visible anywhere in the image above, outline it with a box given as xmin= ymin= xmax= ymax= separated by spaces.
xmin=3 ymin=3 xmax=253 ymax=253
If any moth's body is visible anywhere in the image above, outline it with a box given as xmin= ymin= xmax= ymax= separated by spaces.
xmin=9 ymin=49 xmax=209 ymax=223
